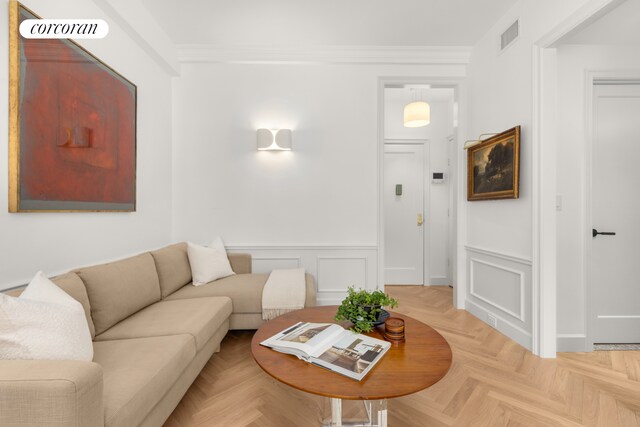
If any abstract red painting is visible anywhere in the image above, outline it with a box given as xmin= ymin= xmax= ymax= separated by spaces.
xmin=9 ymin=2 xmax=136 ymax=212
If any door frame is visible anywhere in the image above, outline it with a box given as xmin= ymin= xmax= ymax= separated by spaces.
xmin=377 ymin=76 xmax=465 ymax=309
xmin=584 ymin=72 xmax=640 ymax=349
xmin=383 ymin=139 xmax=431 ymax=286
xmin=532 ymin=0 xmax=621 ymax=357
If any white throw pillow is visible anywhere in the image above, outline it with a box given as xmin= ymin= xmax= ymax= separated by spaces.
xmin=187 ymin=239 xmax=235 ymax=286
xmin=0 ymin=271 xmax=93 ymax=361
xmin=210 ymin=236 xmax=226 ymax=251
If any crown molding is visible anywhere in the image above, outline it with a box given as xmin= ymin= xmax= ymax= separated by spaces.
xmin=177 ymin=45 xmax=472 ymax=65
xmin=94 ymin=0 xmax=180 ymax=76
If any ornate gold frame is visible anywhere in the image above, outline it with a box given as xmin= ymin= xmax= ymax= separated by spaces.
xmin=8 ymin=1 xmax=20 ymax=212
xmin=467 ymin=126 xmax=520 ymax=201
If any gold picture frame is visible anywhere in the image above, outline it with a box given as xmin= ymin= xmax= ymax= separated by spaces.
xmin=467 ymin=126 xmax=520 ymax=201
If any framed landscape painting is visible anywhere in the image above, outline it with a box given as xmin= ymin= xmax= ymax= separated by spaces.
xmin=8 ymin=2 xmax=137 ymax=212
xmin=467 ymin=126 xmax=520 ymax=201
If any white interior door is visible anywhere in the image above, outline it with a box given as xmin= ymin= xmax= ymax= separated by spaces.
xmin=592 ymin=83 xmax=640 ymax=343
xmin=384 ymin=144 xmax=424 ymax=285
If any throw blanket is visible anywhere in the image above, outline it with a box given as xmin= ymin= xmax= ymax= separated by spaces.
xmin=262 ymin=268 xmax=306 ymax=320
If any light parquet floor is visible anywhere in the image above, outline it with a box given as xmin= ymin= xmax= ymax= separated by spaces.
xmin=164 ymin=286 xmax=640 ymax=426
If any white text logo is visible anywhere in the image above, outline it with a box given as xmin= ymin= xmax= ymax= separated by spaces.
xmin=20 ymin=19 xmax=109 ymax=39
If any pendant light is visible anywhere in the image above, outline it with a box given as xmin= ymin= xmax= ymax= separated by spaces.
xmin=403 ymin=88 xmax=430 ymax=128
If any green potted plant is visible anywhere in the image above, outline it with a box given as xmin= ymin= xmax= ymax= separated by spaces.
xmin=335 ymin=286 xmax=398 ymax=333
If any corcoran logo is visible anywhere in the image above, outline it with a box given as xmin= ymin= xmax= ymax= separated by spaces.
xmin=19 ymin=19 xmax=109 ymax=39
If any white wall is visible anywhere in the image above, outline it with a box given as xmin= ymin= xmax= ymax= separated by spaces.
xmin=172 ymin=61 xmax=465 ymax=302
xmin=556 ymin=44 xmax=640 ymax=351
xmin=384 ymin=90 xmax=454 ymax=284
xmin=464 ymin=0 xmax=590 ymax=350
xmin=0 ymin=0 xmax=174 ymax=290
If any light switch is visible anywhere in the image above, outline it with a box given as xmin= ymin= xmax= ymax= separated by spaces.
xmin=395 ymin=184 xmax=402 ymax=196
xmin=556 ymin=195 xmax=562 ymax=211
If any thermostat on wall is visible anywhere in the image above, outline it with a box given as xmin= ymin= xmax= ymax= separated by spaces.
xmin=432 ymin=172 xmax=444 ymax=184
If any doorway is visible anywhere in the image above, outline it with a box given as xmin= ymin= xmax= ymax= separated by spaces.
xmin=590 ymin=82 xmax=640 ymax=344
xmin=384 ymin=143 xmax=427 ymax=285
xmin=380 ymin=84 xmax=455 ymax=287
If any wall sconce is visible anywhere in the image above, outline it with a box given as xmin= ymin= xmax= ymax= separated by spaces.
xmin=257 ymin=129 xmax=292 ymax=151
xmin=463 ymin=133 xmax=498 ymax=150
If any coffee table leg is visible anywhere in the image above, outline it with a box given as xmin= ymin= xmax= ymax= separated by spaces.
xmin=373 ymin=399 xmax=387 ymax=427
xmin=331 ymin=398 xmax=342 ymax=425
xmin=326 ymin=398 xmax=387 ymax=427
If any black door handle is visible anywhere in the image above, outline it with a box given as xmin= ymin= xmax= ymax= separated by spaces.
xmin=593 ymin=228 xmax=616 ymax=238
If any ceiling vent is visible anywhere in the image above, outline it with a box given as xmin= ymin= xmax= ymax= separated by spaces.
xmin=500 ymin=20 xmax=519 ymax=51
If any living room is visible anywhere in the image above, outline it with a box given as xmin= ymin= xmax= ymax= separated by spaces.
xmin=1 ymin=0 xmax=639 ymax=425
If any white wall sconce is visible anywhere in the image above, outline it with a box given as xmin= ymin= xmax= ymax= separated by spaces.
xmin=257 ymin=129 xmax=292 ymax=151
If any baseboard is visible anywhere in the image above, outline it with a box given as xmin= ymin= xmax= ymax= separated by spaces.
xmin=316 ymin=298 xmax=343 ymax=306
xmin=429 ymin=276 xmax=450 ymax=285
xmin=557 ymin=334 xmax=590 ymax=352
xmin=466 ymin=299 xmax=532 ymax=351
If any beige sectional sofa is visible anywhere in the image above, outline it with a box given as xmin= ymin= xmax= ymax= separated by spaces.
xmin=0 ymin=242 xmax=316 ymax=427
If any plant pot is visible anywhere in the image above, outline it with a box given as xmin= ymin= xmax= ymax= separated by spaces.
xmin=352 ymin=305 xmax=389 ymax=326
xmin=362 ymin=304 xmax=382 ymax=316
xmin=352 ymin=304 xmax=381 ymax=321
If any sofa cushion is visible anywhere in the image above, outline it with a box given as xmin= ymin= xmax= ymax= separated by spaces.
xmin=51 ymin=272 xmax=96 ymax=338
xmin=227 ymin=253 xmax=252 ymax=274
xmin=166 ymin=273 xmax=267 ymax=314
xmin=76 ymin=253 xmax=161 ymax=335
xmin=150 ymin=243 xmax=192 ymax=299
xmin=94 ymin=297 xmax=232 ymax=352
xmin=93 ymin=335 xmax=194 ymax=427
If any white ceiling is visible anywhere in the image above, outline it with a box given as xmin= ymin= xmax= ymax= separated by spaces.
xmin=561 ymin=0 xmax=640 ymax=46
xmin=141 ymin=0 xmax=517 ymax=46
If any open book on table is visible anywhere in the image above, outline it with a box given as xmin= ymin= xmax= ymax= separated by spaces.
xmin=260 ymin=322 xmax=391 ymax=381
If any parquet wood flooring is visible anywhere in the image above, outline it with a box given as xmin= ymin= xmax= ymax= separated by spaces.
xmin=164 ymin=286 xmax=640 ymax=426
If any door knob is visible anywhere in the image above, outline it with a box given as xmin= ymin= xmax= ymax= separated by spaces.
xmin=592 ymin=228 xmax=616 ymax=238
xmin=417 ymin=213 xmax=423 ymax=226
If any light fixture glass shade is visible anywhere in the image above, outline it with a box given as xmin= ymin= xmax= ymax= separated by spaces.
xmin=403 ymin=101 xmax=431 ymax=128
xmin=257 ymin=129 xmax=292 ymax=151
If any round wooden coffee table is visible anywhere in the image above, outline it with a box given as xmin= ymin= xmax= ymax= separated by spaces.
xmin=251 ymin=306 xmax=452 ymax=426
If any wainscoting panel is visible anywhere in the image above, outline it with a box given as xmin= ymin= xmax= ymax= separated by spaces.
xmin=465 ymin=246 xmax=532 ymax=350
xmin=252 ymin=257 xmax=301 ymax=273
xmin=226 ymin=246 xmax=377 ymax=305
xmin=470 ymin=258 xmax=524 ymax=321
xmin=317 ymin=257 xmax=367 ymax=292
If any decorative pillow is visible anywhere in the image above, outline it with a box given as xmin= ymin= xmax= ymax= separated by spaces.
xmin=210 ymin=236 xmax=226 ymax=251
xmin=187 ymin=239 xmax=235 ymax=286
xmin=0 ymin=271 xmax=93 ymax=361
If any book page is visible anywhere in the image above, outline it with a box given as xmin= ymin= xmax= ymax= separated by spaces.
xmin=261 ymin=322 xmax=344 ymax=357
xmin=311 ymin=332 xmax=390 ymax=380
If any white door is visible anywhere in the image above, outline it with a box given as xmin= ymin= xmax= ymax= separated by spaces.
xmin=592 ymin=83 xmax=640 ymax=343
xmin=384 ymin=144 xmax=425 ymax=285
